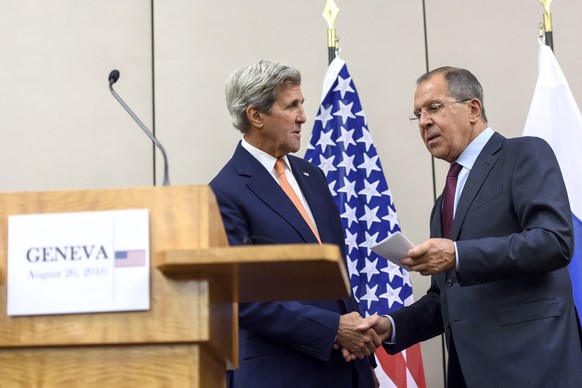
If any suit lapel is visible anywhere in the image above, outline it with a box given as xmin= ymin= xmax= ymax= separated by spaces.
xmin=451 ymin=132 xmax=504 ymax=240
xmin=233 ymin=145 xmax=318 ymax=243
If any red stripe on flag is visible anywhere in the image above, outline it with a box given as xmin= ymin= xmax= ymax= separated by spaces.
xmin=406 ymin=344 xmax=427 ymax=388
xmin=376 ymin=347 xmax=407 ymax=387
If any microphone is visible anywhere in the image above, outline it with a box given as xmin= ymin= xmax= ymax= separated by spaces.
xmin=108 ymin=69 xmax=120 ymax=85
xmin=108 ymin=69 xmax=170 ymax=186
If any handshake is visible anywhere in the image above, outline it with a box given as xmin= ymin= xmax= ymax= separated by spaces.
xmin=334 ymin=312 xmax=393 ymax=361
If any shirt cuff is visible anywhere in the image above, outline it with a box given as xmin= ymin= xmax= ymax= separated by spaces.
xmin=382 ymin=315 xmax=396 ymax=344
xmin=454 ymin=241 xmax=460 ymax=272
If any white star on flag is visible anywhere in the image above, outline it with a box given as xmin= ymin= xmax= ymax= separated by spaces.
xmin=315 ymin=104 xmax=334 ymax=128
xmin=333 ymin=100 xmax=356 ymax=124
xmin=358 ymin=179 xmax=381 ymax=203
xmin=357 ymin=126 xmax=373 ymax=151
xmin=337 ymin=126 xmax=357 ymax=147
xmin=341 ymin=203 xmax=359 ymax=228
xmin=333 ymin=75 xmax=356 ymax=98
xmin=383 ymin=205 xmax=400 ymax=231
xmin=382 ymin=263 xmax=405 ymax=283
xmin=337 ymin=176 xmax=357 ymax=202
xmin=358 ymin=153 xmax=381 ymax=177
xmin=338 ymin=152 xmax=357 ymax=174
xmin=317 ymin=154 xmax=337 ymax=176
xmin=380 ymin=285 xmax=404 ymax=309
xmin=360 ymin=283 xmax=380 ymax=310
xmin=360 ymin=257 xmax=381 ymax=282
xmin=305 ymin=56 xmax=426 ymax=388
xmin=360 ymin=204 xmax=381 ymax=229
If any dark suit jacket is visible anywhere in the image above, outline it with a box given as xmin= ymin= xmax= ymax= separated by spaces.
xmin=210 ymin=142 xmax=374 ymax=388
xmin=384 ymin=133 xmax=582 ymax=387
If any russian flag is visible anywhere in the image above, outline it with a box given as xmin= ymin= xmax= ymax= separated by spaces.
xmin=523 ymin=42 xmax=582 ymax=318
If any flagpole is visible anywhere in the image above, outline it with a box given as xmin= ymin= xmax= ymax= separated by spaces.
xmin=322 ymin=0 xmax=340 ymax=65
xmin=539 ymin=0 xmax=554 ymax=51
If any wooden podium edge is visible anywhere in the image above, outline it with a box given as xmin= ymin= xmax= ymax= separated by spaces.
xmin=156 ymin=244 xmax=351 ymax=302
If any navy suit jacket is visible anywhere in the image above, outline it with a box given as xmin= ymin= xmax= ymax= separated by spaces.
xmin=210 ymin=142 xmax=374 ymax=388
xmin=384 ymin=132 xmax=582 ymax=387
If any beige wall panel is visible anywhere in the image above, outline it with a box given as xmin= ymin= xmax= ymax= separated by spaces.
xmin=0 ymin=0 xmax=153 ymax=192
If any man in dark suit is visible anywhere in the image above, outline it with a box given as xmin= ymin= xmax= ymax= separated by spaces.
xmin=356 ymin=67 xmax=582 ymax=387
xmin=209 ymin=59 xmax=378 ymax=388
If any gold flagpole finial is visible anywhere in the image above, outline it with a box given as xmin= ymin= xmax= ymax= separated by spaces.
xmin=539 ymin=0 xmax=553 ymax=32
xmin=322 ymin=0 xmax=339 ymax=29
xmin=322 ymin=0 xmax=340 ymax=53
xmin=539 ymin=0 xmax=552 ymax=14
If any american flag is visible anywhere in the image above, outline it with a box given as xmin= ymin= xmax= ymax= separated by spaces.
xmin=114 ymin=249 xmax=146 ymax=267
xmin=305 ymin=57 xmax=426 ymax=388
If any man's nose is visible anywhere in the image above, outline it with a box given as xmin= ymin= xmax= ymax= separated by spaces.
xmin=297 ymin=105 xmax=307 ymax=123
xmin=418 ymin=111 xmax=433 ymax=128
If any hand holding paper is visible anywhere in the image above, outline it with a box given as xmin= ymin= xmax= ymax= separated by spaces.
xmin=371 ymin=231 xmax=414 ymax=271
xmin=401 ymin=238 xmax=457 ymax=276
xmin=372 ymin=233 xmax=457 ymax=275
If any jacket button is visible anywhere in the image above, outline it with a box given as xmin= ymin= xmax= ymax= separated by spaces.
xmin=446 ymin=279 xmax=453 ymax=287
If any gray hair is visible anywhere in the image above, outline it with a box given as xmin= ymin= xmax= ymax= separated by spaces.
xmin=417 ymin=66 xmax=488 ymax=123
xmin=225 ymin=59 xmax=302 ymax=133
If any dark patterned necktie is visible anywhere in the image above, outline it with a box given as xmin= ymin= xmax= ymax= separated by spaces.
xmin=441 ymin=163 xmax=462 ymax=239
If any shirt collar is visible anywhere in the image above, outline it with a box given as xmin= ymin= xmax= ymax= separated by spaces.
xmin=241 ymin=136 xmax=291 ymax=173
xmin=456 ymin=127 xmax=494 ymax=170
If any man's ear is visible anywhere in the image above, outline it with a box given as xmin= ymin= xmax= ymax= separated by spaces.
xmin=468 ymin=98 xmax=483 ymax=123
xmin=246 ymin=106 xmax=263 ymax=129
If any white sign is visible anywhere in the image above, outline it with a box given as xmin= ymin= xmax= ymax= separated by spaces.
xmin=7 ymin=209 xmax=150 ymax=316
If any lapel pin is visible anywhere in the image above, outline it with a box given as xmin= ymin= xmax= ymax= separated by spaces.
xmin=303 ymin=172 xmax=310 ymax=176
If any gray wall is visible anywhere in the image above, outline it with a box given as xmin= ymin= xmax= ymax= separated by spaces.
xmin=2 ymin=1 xmax=581 ymax=386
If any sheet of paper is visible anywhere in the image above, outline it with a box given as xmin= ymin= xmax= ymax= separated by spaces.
xmin=371 ymin=231 xmax=414 ymax=271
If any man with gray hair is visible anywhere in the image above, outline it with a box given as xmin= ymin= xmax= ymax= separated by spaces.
xmin=210 ymin=59 xmax=378 ymax=387
xmin=356 ymin=66 xmax=582 ymax=387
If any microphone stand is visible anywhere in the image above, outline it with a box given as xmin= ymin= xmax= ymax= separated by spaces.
xmin=108 ymin=71 xmax=170 ymax=186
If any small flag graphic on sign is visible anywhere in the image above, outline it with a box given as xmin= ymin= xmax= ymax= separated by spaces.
xmin=114 ymin=249 xmax=146 ymax=268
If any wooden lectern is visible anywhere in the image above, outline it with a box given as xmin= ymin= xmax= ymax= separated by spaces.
xmin=0 ymin=185 xmax=350 ymax=387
